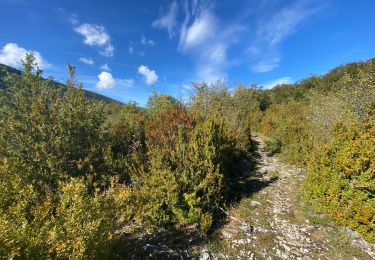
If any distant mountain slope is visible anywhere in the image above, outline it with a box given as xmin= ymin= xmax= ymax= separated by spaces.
xmin=0 ymin=63 xmax=119 ymax=104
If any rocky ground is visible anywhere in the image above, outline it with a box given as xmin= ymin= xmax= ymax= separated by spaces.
xmin=135 ymin=135 xmax=374 ymax=259
xmin=201 ymin=135 xmax=375 ymax=259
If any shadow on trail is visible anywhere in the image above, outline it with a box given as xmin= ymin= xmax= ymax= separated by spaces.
xmin=228 ymin=136 xmax=278 ymax=203
xmin=211 ymin=136 xmax=278 ymax=231
xmin=112 ymin=225 xmax=205 ymax=259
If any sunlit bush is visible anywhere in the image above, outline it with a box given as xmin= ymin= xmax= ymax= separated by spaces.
xmin=303 ymin=118 xmax=375 ymax=242
xmin=259 ymin=100 xmax=312 ymax=164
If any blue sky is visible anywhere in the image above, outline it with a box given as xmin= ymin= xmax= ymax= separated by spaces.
xmin=1 ymin=0 xmax=375 ymax=106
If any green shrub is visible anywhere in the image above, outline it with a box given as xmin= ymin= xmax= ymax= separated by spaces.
xmin=303 ymin=119 xmax=375 ymax=242
xmin=140 ymin=169 xmax=180 ymax=226
xmin=259 ymin=101 xmax=311 ymax=164
xmin=103 ymin=102 xmax=147 ymax=183
xmin=0 ymin=160 xmax=52 ymax=258
xmin=50 ymin=178 xmax=118 ymax=259
xmin=141 ymin=114 xmax=233 ymax=231
xmin=0 ymin=56 xmax=137 ymax=258
xmin=0 ymin=162 xmax=123 ymax=258
xmin=0 ymin=58 xmax=109 ymax=190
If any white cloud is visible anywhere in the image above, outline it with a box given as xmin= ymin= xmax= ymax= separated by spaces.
xmin=0 ymin=43 xmax=50 ymax=69
xmin=176 ymin=1 xmax=242 ymax=82
xmin=128 ymin=46 xmax=134 ymax=54
xmin=74 ymin=23 xmax=109 ymax=46
xmin=96 ymin=71 xmax=115 ymax=89
xmin=96 ymin=71 xmax=133 ymax=89
xmin=263 ymin=77 xmax=293 ymax=89
xmin=158 ymin=1 xmax=323 ymax=83
xmin=74 ymin=23 xmax=114 ymax=57
xmin=152 ymin=0 xmax=322 ymax=78
xmin=100 ymin=63 xmax=110 ymax=71
xmin=152 ymin=1 xmax=226 ymax=82
xmin=79 ymin=57 xmax=94 ymax=65
xmin=141 ymin=35 xmax=156 ymax=46
xmin=152 ymin=1 xmax=179 ymax=38
xmin=138 ymin=65 xmax=158 ymax=85
xmin=153 ymin=0 xmax=244 ymax=82
xmin=179 ymin=10 xmax=216 ymax=50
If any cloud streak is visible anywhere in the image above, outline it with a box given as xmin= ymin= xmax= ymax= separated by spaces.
xmin=249 ymin=0 xmax=322 ymax=72
xmin=179 ymin=1 xmax=245 ymax=82
xmin=262 ymin=76 xmax=293 ymax=89
xmin=153 ymin=0 xmax=323 ymax=79
xmin=141 ymin=35 xmax=156 ymax=46
xmin=100 ymin=63 xmax=110 ymax=71
xmin=153 ymin=0 xmax=243 ymax=82
xmin=152 ymin=1 xmax=179 ymax=39
xmin=79 ymin=57 xmax=94 ymax=65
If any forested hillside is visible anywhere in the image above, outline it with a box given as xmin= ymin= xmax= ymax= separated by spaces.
xmin=0 ymin=63 xmax=117 ymax=103
xmin=0 ymin=54 xmax=373 ymax=258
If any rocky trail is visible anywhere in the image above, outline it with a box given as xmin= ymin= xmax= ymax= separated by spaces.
xmin=200 ymin=135 xmax=375 ymax=260
xmin=137 ymin=135 xmax=374 ymax=259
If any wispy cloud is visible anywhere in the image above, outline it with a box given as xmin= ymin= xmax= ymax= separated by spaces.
xmin=100 ymin=63 xmax=110 ymax=71
xmin=154 ymin=0 xmax=243 ymax=82
xmin=79 ymin=57 xmax=94 ymax=65
xmin=69 ymin=12 xmax=79 ymax=25
xmin=141 ymin=35 xmax=156 ymax=46
xmin=249 ymin=0 xmax=322 ymax=72
xmin=138 ymin=65 xmax=158 ymax=85
xmin=0 ymin=43 xmax=51 ymax=69
xmin=262 ymin=76 xmax=293 ymax=89
xmin=249 ymin=55 xmax=280 ymax=73
xmin=180 ymin=1 xmax=246 ymax=81
xmin=96 ymin=71 xmax=133 ymax=89
xmin=153 ymin=0 xmax=323 ymax=79
xmin=152 ymin=1 xmax=179 ymax=39
xmin=128 ymin=44 xmax=145 ymax=56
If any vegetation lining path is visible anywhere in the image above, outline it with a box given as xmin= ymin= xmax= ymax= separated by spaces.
xmin=204 ymin=135 xmax=375 ymax=259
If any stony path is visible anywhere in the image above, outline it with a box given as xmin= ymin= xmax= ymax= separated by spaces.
xmin=205 ymin=135 xmax=375 ymax=260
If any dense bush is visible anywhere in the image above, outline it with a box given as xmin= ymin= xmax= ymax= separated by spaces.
xmin=0 ymin=55 xmax=253 ymax=257
xmin=0 ymin=166 xmax=134 ymax=258
xmin=258 ymin=100 xmax=312 ymax=164
xmin=142 ymin=95 xmax=243 ymax=231
xmin=0 ymin=56 xmax=129 ymax=258
xmin=103 ymin=101 xmax=147 ymax=183
xmin=190 ymin=83 xmax=252 ymax=155
xmin=0 ymin=58 xmax=109 ymax=190
xmin=303 ymin=118 xmax=375 ymax=241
